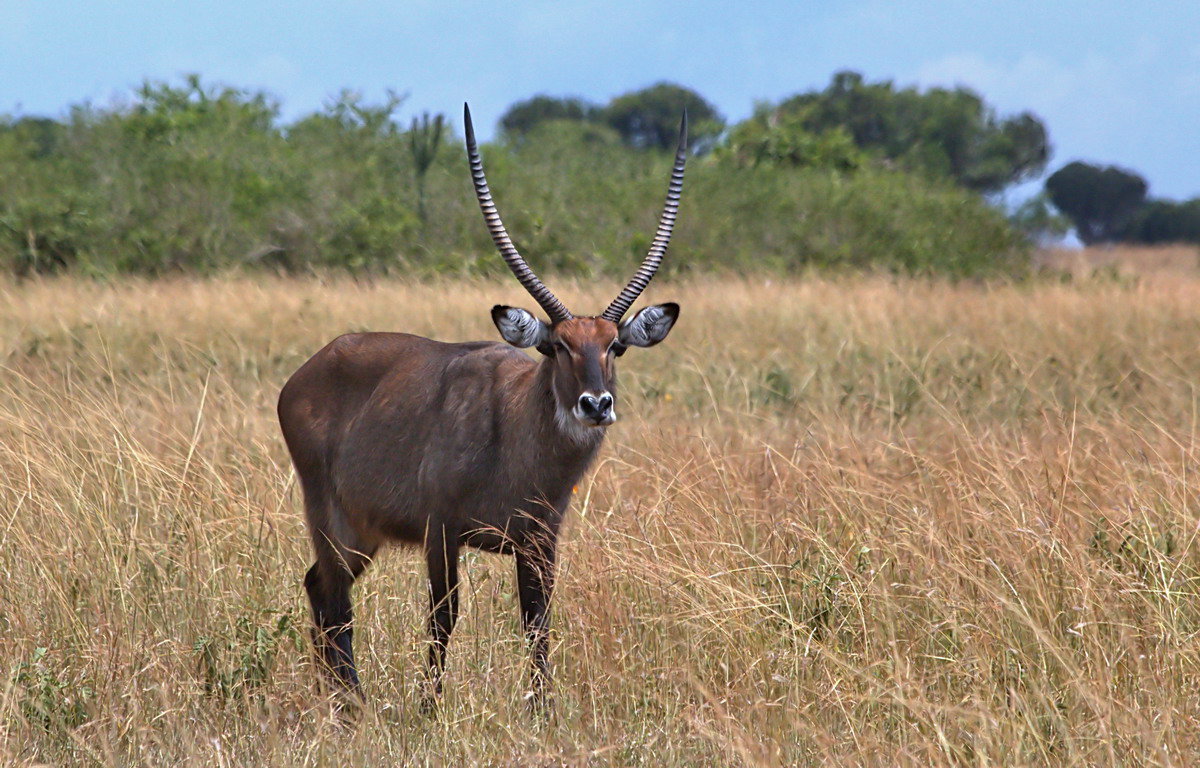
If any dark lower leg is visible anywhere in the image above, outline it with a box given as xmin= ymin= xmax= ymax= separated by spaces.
xmin=424 ymin=531 xmax=460 ymax=706
xmin=516 ymin=542 xmax=556 ymax=712
xmin=305 ymin=562 xmax=360 ymax=692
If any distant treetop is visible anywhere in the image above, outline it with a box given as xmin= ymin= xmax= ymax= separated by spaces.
xmin=602 ymin=82 xmax=724 ymax=153
xmin=498 ymin=82 xmax=723 ymax=154
xmin=1044 ymin=161 xmax=1149 ymax=245
xmin=775 ymin=70 xmax=1050 ymax=194
xmin=499 ymin=96 xmax=601 ymax=140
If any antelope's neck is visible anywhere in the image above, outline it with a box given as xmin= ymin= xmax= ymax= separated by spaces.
xmin=521 ymin=356 xmax=606 ymax=459
xmin=484 ymin=355 xmax=605 ymax=514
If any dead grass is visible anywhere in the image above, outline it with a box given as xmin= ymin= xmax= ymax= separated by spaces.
xmin=2 ymin=266 xmax=1200 ymax=765
xmin=1035 ymin=244 xmax=1200 ymax=281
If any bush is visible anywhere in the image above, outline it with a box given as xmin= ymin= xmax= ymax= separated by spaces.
xmin=718 ymin=107 xmax=865 ymax=171
xmin=12 ymin=647 xmax=93 ymax=733
xmin=0 ymin=76 xmax=1027 ymax=278
xmin=682 ymin=164 xmax=1024 ymax=276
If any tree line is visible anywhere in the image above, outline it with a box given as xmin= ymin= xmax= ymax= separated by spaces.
xmin=501 ymin=72 xmax=1050 ymax=195
xmin=1040 ymin=162 xmax=1200 ymax=246
xmin=0 ymin=71 xmax=1097 ymax=278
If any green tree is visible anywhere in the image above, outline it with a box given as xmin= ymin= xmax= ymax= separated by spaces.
xmin=719 ymin=105 xmax=864 ymax=170
xmin=779 ymin=71 xmax=1050 ymax=193
xmin=0 ymin=75 xmax=1029 ymax=278
xmin=1120 ymin=198 xmax=1200 ymax=244
xmin=99 ymin=75 xmax=296 ymax=271
xmin=1044 ymin=161 xmax=1148 ymax=245
xmin=499 ymin=95 xmax=600 ymax=140
xmin=0 ymin=117 xmax=93 ymax=274
xmin=603 ymin=82 xmax=724 ymax=152
xmin=1009 ymin=193 xmax=1070 ymax=244
xmin=1 ymin=117 xmax=65 ymax=158
xmin=781 ymin=71 xmax=898 ymax=148
xmin=287 ymin=90 xmax=417 ymax=268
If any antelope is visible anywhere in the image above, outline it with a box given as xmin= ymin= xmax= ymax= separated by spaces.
xmin=277 ymin=104 xmax=686 ymax=711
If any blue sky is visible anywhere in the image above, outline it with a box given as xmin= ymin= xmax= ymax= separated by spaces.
xmin=2 ymin=1 xmax=1198 ymax=201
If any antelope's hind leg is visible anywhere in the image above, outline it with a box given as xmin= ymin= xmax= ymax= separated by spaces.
xmin=301 ymin=483 xmax=375 ymax=697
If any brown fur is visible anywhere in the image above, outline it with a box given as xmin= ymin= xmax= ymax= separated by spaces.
xmin=278 ymin=316 xmax=624 ymax=708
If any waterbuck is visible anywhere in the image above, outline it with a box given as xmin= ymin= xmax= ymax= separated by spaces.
xmin=277 ymin=104 xmax=686 ymax=710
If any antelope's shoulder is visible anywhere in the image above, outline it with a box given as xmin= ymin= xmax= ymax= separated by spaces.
xmin=314 ymin=332 xmax=512 ymax=370
xmin=327 ymin=333 xmax=533 ymax=403
xmin=441 ymin=338 xmax=533 ymax=372
xmin=431 ymin=340 xmax=537 ymax=405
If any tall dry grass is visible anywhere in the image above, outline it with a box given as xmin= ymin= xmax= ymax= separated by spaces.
xmin=2 ymin=267 xmax=1200 ymax=765
xmin=1035 ymin=243 xmax=1200 ymax=281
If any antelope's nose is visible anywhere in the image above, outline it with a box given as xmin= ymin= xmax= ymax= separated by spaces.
xmin=577 ymin=392 xmax=614 ymax=424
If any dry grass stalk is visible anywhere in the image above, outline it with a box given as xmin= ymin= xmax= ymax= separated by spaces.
xmin=1 ymin=263 xmax=1199 ymax=765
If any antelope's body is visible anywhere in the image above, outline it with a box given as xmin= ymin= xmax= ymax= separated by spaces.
xmin=280 ymin=330 xmax=603 ymax=557
xmin=279 ymin=105 xmax=687 ymax=711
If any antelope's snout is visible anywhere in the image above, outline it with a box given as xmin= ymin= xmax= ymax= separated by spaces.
xmin=575 ymin=391 xmax=615 ymax=427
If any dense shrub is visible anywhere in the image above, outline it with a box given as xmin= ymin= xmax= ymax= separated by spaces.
xmin=717 ymin=107 xmax=865 ymax=171
xmin=0 ymin=77 xmax=1027 ymax=278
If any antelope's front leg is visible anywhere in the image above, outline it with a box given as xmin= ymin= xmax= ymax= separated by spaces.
xmin=422 ymin=526 xmax=461 ymax=713
xmin=515 ymin=537 xmax=557 ymax=714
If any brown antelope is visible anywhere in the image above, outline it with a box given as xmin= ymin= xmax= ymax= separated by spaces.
xmin=277 ymin=104 xmax=686 ymax=711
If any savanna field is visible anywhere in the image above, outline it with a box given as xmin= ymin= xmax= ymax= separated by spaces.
xmin=4 ymin=247 xmax=1200 ymax=766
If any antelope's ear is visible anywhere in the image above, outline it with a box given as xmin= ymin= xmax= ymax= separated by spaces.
xmin=618 ymin=302 xmax=679 ymax=349
xmin=492 ymin=305 xmax=551 ymax=349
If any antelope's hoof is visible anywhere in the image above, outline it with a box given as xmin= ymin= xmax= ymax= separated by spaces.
xmin=524 ymin=689 xmax=554 ymax=721
xmin=418 ymin=685 xmax=442 ymax=718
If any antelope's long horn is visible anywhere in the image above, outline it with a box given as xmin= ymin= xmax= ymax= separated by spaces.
xmin=601 ymin=111 xmax=688 ymax=323
xmin=464 ymin=103 xmax=572 ymax=323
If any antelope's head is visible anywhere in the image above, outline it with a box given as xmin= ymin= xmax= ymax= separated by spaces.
xmin=465 ymin=104 xmax=685 ymax=429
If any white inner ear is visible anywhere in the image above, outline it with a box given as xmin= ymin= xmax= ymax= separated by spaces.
xmin=497 ymin=308 xmax=547 ymax=348
xmin=620 ymin=305 xmax=674 ymax=347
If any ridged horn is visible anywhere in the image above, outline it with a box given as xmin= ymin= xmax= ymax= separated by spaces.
xmin=601 ymin=110 xmax=687 ymax=323
xmin=464 ymin=103 xmax=572 ymax=323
